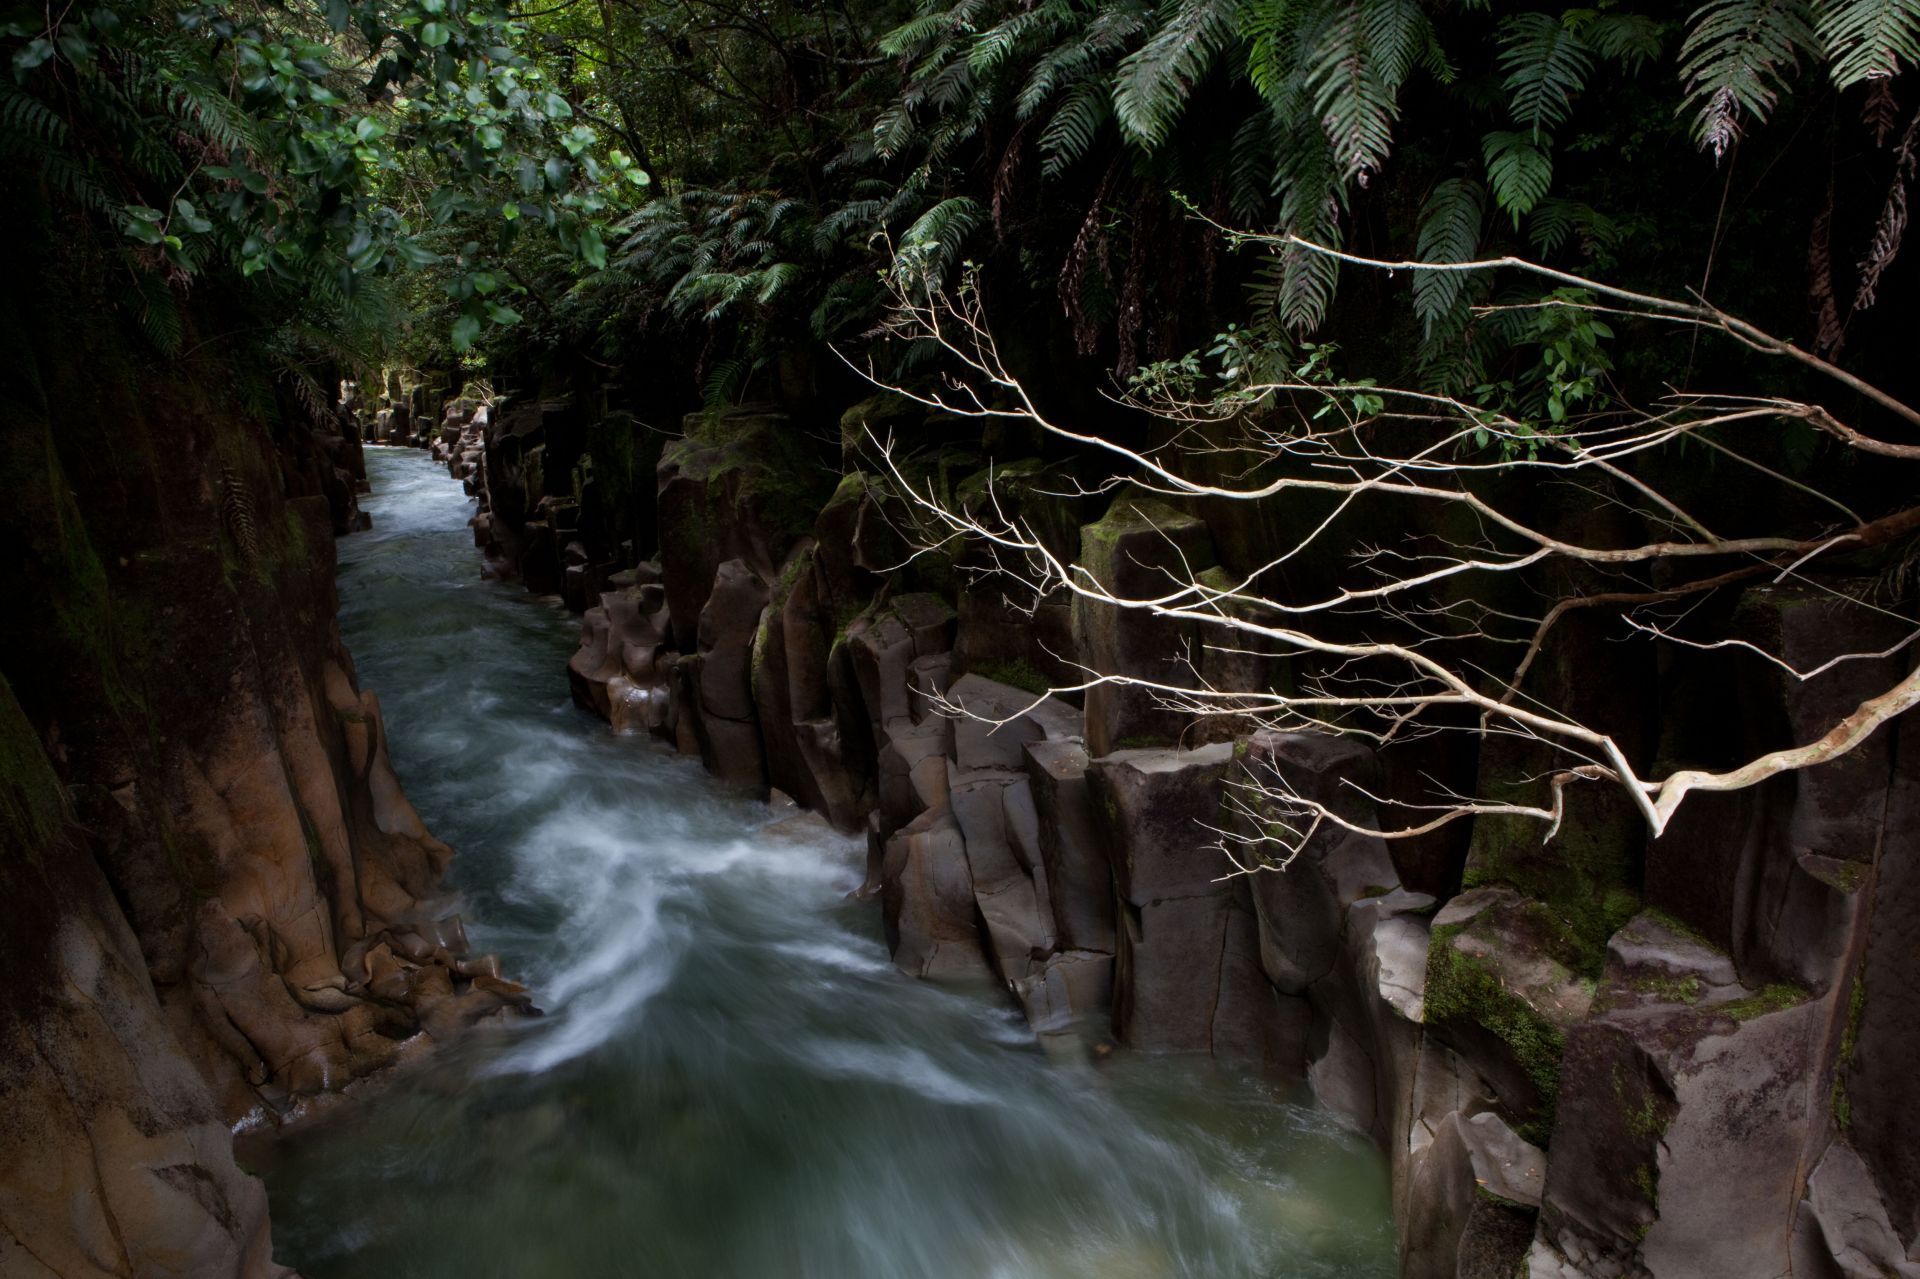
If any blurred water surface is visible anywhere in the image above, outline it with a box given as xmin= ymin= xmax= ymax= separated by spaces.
xmin=261 ymin=448 xmax=1398 ymax=1279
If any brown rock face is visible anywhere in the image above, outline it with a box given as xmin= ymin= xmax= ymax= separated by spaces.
xmin=1 ymin=684 xmax=291 ymax=1279
xmin=0 ymin=247 xmax=521 ymax=1274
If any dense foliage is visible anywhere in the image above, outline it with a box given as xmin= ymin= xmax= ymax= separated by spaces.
xmin=1 ymin=0 xmax=637 ymax=411
xmin=4 ymin=1 xmax=1918 ymax=417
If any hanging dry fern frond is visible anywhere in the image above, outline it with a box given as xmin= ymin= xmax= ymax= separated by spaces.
xmin=1809 ymin=177 xmax=1845 ymax=356
xmin=1058 ymin=160 xmax=1119 ymax=356
xmin=1854 ymin=106 xmax=1920 ymax=313
xmin=218 ymin=462 xmax=259 ymax=566
xmin=1863 ymin=79 xmax=1901 ymax=146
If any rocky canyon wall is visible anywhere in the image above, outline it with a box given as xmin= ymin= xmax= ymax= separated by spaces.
xmin=448 ymin=391 xmax=1920 ymax=1279
xmin=0 ymin=239 xmax=523 ymax=1275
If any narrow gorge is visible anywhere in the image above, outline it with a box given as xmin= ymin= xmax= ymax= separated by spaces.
xmin=5 ymin=3 xmax=1920 ymax=1277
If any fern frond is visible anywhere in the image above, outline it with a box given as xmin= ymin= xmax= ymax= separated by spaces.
xmin=1527 ymin=198 xmax=1619 ymax=258
xmin=1228 ymin=110 xmax=1278 ymax=221
xmin=1113 ymin=0 xmax=1238 ymax=148
xmin=1498 ymin=11 xmax=1594 ymax=139
xmin=1306 ymin=0 xmax=1404 ymax=183
xmin=1482 ymin=129 xmax=1554 ymax=222
xmin=896 ymin=195 xmax=985 ymax=289
xmin=1243 ymin=0 xmax=1305 ymax=102
xmin=1362 ymin=0 xmax=1436 ymax=88
xmin=134 ymin=273 xmax=184 ymax=357
xmin=1412 ymin=177 xmax=1485 ymax=333
xmin=754 ymin=262 xmax=804 ymax=304
xmin=1815 ymin=0 xmax=1920 ymax=87
xmin=881 ymin=12 xmax=957 ymax=58
xmin=703 ymin=357 xmax=751 ymax=407
xmin=1580 ymin=12 xmax=1664 ymax=70
xmin=1040 ymin=78 xmax=1112 ymax=176
xmin=874 ymin=102 xmax=917 ymax=158
xmin=0 ymin=85 xmax=69 ymax=147
xmin=1679 ymin=0 xmax=1818 ymax=157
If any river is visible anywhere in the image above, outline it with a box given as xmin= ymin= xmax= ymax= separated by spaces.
xmin=258 ymin=447 xmax=1398 ymax=1278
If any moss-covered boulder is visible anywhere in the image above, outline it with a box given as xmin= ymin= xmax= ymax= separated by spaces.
xmin=1535 ymin=910 xmax=1820 ymax=1278
xmin=1424 ymin=887 xmax=1596 ymax=1145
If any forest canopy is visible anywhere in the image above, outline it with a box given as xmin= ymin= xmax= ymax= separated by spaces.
xmin=2 ymin=0 xmax=1916 ymax=417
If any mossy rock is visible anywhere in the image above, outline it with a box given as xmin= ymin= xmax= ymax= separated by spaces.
xmin=837 ymin=392 xmax=928 ymax=467
xmin=1425 ymin=888 xmax=1598 ymax=1144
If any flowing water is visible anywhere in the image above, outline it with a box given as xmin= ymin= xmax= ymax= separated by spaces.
xmin=260 ymin=447 xmax=1398 ymax=1279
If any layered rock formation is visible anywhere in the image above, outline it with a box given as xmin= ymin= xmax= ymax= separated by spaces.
xmin=465 ymin=395 xmax=1919 ymax=1278
xmin=0 ymin=258 xmax=521 ymax=1273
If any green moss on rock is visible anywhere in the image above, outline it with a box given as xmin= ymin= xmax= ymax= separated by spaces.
xmin=1425 ymin=920 xmax=1568 ymax=1144
xmin=1720 ymin=981 xmax=1807 ymax=1023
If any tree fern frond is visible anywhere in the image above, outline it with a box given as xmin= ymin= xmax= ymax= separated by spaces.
xmin=0 ymin=85 xmax=68 ymax=147
xmin=134 ymin=272 xmax=184 ymax=357
xmin=1040 ymin=78 xmax=1112 ymax=176
xmin=1524 ymin=197 xmax=1609 ymax=260
xmin=1412 ymin=177 xmax=1485 ymax=333
xmin=1815 ymin=0 xmax=1920 ymax=87
xmin=896 ymin=195 xmax=985 ymax=290
xmin=1498 ymin=11 xmax=1595 ymax=139
xmin=1306 ymin=0 xmax=1402 ymax=182
xmin=1679 ymin=0 xmax=1818 ymax=158
xmin=1229 ymin=110 xmax=1279 ymax=221
xmin=1363 ymin=0 xmax=1436 ymax=89
xmin=881 ymin=12 xmax=958 ymax=58
xmin=1580 ymin=12 xmax=1664 ymax=70
xmin=1113 ymin=0 xmax=1239 ymax=148
xmin=971 ymin=3 xmax=1072 ymax=76
xmin=1243 ymin=0 xmax=1306 ymax=102
xmin=815 ymin=199 xmax=885 ymax=253
xmin=703 ymin=357 xmax=752 ymax=407
xmin=754 ymin=262 xmax=804 ymax=305
xmin=1482 ymin=128 xmax=1554 ymax=222
xmin=874 ymin=102 xmax=917 ymax=158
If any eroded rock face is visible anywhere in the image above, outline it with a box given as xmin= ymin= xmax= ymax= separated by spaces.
xmin=0 ymin=269 xmax=522 ymax=1274
xmin=1 ymin=686 xmax=291 ymax=1279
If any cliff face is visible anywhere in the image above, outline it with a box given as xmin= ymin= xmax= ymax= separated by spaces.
xmin=0 ymin=239 xmax=523 ymax=1274
xmin=458 ymin=393 xmax=1920 ymax=1279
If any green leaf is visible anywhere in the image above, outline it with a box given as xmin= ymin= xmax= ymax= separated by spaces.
xmin=420 ymin=21 xmax=449 ymax=48
xmin=394 ymin=238 xmax=440 ymax=267
xmin=12 ymin=37 xmax=54 ymax=73
xmin=173 ymin=199 xmax=213 ymax=234
xmin=451 ymin=314 xmax=480 ymax=351
xmin=580 ymin=226 xmax=607 ymax=270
